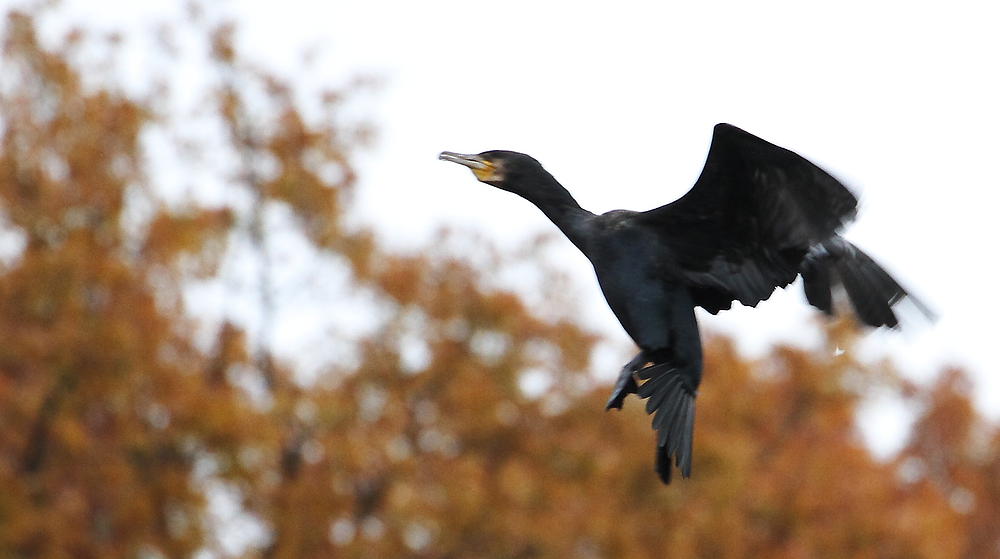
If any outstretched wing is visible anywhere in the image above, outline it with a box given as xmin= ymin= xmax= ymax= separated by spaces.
xmin=638 ymin=123 xmax=859 ymax=313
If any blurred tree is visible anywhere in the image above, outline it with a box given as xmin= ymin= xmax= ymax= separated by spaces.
xmin=1 ymin=7 xmax=998 ymax=559
xmin=0 ymin=9 xmax=243 ymax=559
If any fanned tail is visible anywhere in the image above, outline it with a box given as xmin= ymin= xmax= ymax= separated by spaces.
xmin=636 ymin=363 xmax=697 ymax=483
xmin=801 ymin=237 xmax=934 ymax=328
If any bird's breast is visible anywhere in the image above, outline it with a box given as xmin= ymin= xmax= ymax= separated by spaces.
xmin=586 ymin=229 xmax=679 ymax=348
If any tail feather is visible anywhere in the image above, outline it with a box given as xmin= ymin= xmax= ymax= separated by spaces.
xmin=637 ymin=365 xmax=697 ymax=484
xmin=653 ymin=389 xmax=684 ymax=445
xmin=678 ymin=398 xmax=695 ymax=475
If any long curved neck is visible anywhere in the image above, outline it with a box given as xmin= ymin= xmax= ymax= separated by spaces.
xmin=515 ymin=174 xmax=595 ymax=251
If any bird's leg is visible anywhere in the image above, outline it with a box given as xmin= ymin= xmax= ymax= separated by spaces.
xmin=605 ymin=351 xmax=648 ymax=410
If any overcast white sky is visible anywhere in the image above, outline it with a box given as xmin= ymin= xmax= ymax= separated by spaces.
xmin=37 ymin=0 xmax=1000 ymax=426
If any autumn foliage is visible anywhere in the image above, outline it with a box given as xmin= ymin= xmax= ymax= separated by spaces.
xmin=0 ymin=9 xmax=998 ymax=559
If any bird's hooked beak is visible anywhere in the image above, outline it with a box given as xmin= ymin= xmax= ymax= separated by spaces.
xmin=439 ymin=151 xmax=499 ymax=182
xmin=438 ymin=151 xmax=487 ymax=169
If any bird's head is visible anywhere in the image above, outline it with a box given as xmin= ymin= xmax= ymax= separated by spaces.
xmin=438 ymin=150 xmax=546 ymax=194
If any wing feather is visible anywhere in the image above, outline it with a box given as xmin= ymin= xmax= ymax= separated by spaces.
xmin=638 ymin=123 xmax=859 ymax=311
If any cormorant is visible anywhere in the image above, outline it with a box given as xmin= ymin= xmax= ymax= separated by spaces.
xmin=439 ymin=123 xmax=929 ymax=484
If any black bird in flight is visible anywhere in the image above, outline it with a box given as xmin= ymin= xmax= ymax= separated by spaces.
xmin=439 ymin=123 xmax=930 ymax=484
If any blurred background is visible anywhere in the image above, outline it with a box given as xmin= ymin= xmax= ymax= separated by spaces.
xmin=1 ymin=1 xmax=997 ymax=557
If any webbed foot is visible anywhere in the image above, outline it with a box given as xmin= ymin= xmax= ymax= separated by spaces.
xmin=605 ymin=352 xmax=648 ymax=410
